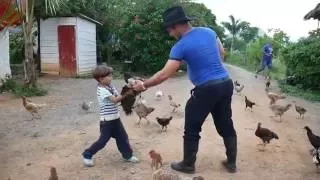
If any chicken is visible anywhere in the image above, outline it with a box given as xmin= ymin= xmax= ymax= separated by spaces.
xmin=245 ymin=96 xmax=256 ymax=111
xmin=168 ymin=95 xmax=180 ymax=112
xmin=81 ymin=101 xmax=93 ymax=112
xmin=269 ymin=103 xmax=292 ymax=121
xmin=295 ymin=104 xmax=307 ymax=119
xmin=234 ymin=80 xmax=240 ymax=87
xmin=312 ymin=147 xmax=320 ymax=168
xmin=48 ymin=167 xmax=58 ymax=180
xmin=265 ymin=89 xmax=286 ymax=105
xmin=266 ymin=77 xmax=271 ymax=89
xmin=156 ymin=116 xmax=173 ymax=132
xmin=304 ymin=126 xmax=320 ymax=149
xmin=120 ymin=85 xmax=140 ymax=115
xmin=234 ymin=85 xmax=244 ymax=95
xmin=133 ymin=102 xmax=155 ymax=125
xmin=21 ymin=96 xmax=46 ymax=119
xmin=155 ymin=90 xmax=164 ymax=100
xmin=149 ymin=150 xmax=163 ymax=170
xmin=255 ymin=122 xmax=279 ymax=147
xmin=152 ymin=168 xmax=204 ymax=180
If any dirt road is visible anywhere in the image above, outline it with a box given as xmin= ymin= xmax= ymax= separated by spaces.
xmin=0 ymin=65 xmax=319 ymax=180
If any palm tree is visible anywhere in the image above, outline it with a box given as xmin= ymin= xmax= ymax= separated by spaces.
xmin=221 ymin=15 xmax=248 ymax=53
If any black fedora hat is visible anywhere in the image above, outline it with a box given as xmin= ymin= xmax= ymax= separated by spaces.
xmin=163 ymin=6 xmax=192 ymax=28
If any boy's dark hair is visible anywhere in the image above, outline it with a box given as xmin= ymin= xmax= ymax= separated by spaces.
xmin=92 ymin=65 xmax=113 ymax=82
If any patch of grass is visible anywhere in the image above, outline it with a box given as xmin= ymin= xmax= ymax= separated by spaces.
xmin=278 ymin=81 xmax=320 ymax=102
xmin=1 ymin=77 xmax=47 ymax=97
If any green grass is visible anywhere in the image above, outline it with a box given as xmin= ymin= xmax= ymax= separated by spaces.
xmin=226 ymin=53 xmax=320 ymax=102
xmin=1 ymin=77 xmax=47 ymax=97
xmin=278 ymin=81 xmax=320 ymax=102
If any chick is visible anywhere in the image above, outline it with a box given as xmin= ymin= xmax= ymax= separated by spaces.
xmin=245 ymin=96 xmax=256 ymax=111
xmin=48 ymin=167 xmax=58 ymax=180
xmin=295 ymin=104 xmax=307 ymax=119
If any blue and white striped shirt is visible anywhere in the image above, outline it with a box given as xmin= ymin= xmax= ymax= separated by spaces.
xmin=97 ymin=84 xmax=120 ymax=121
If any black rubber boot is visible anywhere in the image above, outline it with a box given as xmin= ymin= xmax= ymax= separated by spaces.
xmin=171 ymin=140 xmax=198 ymax=174
xmin=222 ymin=136 xmax=237 ymax=173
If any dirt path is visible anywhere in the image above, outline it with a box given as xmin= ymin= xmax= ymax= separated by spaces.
xmin=0 ymin=65 xmax=320 ymax=180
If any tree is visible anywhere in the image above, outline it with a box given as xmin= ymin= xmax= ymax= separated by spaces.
xmin=221 ymin=15 xmax=248 ymax=53
xmin=239 ymin=25 xmax=259 ymax=43
xmin=7 ymin=0 xmax=67 ymax=87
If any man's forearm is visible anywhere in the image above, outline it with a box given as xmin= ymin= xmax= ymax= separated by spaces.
xmin=143 ymin=70 xmax=168 ymax=88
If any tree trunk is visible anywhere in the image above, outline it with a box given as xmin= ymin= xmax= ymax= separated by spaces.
xmin=36 ymin=17 xmax=41 ymax=73
xmin=24 ymin=26 xmax=37 ymax=88
xmin=230 ymin=35 xmax=234 ymax=55
xmin=23 ymin=0 xmax=37 ymax=88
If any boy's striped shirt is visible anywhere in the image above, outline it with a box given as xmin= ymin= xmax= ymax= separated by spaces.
xmin=97 ymin=84 xmax=120 ymax=121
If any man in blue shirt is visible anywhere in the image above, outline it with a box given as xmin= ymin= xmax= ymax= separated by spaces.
xmin=133 ymin=6 xmax=237 ymax=174
xmin=256 ymin=43 xmax=273 ymax=77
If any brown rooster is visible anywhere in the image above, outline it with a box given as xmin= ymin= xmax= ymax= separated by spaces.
xmin=245 ymin=96 xmax=256 ymax=111
xmin=48 ymin=167 xmax=58 ymax=180
xmin=255 ymin=122 xmax=279 ymax=147
xmin=304 ymin=126 xmax=320 ymax=149
xmin=21 ymin=96 xmax=45 ymax=119
xmin=295 ymin=104 xmax=307 ymax=119
xmin=269 ymin=103 xmax=292 ymax=121
xmin=156 ymin=116 xmax=173 ymax=132
xmin=133 ymin=102 xmax=155 ymax=125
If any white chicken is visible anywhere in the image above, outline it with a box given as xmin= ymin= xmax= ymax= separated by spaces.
xmin=155 ymin=90 xmax=163 ymax=100
xmin=168 ymin=95 xmax=181 ymax=112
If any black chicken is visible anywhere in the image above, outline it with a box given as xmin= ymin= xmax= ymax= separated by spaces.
xmin=255 ymin=122 xmax=279 ymax=146
xmin=245 ymin=96 xmax=256 ymax=111
xmin=156 ymin=116 xmax=173 ymax=132
xmin=304 ymin=126 xmax=320 ymax=149
xmin=120 ymin=85 xmax=139 ymax=115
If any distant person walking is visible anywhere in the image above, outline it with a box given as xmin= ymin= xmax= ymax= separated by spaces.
xmin=255 ymin=43 xmax=273 ymax=78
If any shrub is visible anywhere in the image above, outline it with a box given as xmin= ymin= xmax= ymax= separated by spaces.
xmin=281 ymin=37 xmax=320 ymax=90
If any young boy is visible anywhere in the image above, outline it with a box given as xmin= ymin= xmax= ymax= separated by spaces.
xmin=82 ymin=65 xmax=139 ymax=167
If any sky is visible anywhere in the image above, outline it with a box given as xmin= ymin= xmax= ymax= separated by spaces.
xmin=195 ymin=0 xmax=319 ymax=41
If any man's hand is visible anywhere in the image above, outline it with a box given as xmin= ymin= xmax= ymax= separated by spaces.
xmin=132 ymin=80 xmax=147 ymax=93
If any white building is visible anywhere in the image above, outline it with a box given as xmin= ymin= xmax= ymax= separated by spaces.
xmin=40 ymin=15 xmax=102 ymax=77
xmin=0 ymin=30 xmax=11 ymax=79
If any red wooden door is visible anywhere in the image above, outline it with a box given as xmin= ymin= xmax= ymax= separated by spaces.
xmin=58 ymin=26 xmax=76 ymax=77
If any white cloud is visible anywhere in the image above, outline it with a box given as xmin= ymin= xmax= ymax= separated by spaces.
xmin=194 ymin=0 xmax=319 ymax=41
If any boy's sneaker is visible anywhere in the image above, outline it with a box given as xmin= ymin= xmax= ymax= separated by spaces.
xmin=83 ymin=158 xmax=94 ymax=167
xmin=125 ymin=156 xmax=139 ymax=163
